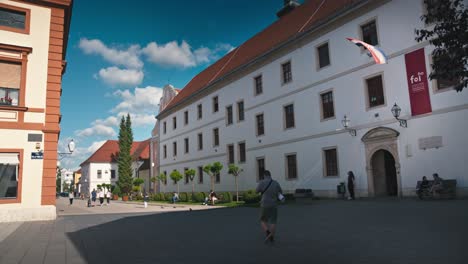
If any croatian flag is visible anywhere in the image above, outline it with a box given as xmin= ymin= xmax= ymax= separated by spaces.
xmin=346 ymin=37 xmax=388 ymax=64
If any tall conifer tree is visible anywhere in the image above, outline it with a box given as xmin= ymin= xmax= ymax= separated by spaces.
xmin=117 ymin=115 xmax=133 ymax=195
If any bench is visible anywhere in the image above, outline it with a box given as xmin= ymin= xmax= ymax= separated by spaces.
xmin=416 ymin=179 xmax=457 ymax=199
xmin=293 ymin=189 xmax=314 ymax=199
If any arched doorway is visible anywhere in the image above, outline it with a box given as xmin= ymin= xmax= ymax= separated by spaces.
xmin=362 ymin=127 xmax=402 ymax=197
xmin=371 ymin=149 xmax=398 ymax=196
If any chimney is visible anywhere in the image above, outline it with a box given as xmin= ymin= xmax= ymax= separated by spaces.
xmin=276 ymin=0 xmax=300 ymax=18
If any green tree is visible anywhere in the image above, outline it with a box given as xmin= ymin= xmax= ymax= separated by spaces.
xmin=150 ymin=176 xmax=157 ymax=193
xmin=170 ymin=170 xmax=183 ymax=194
xmin=203 ymin=162 xmax=223 ymax=192
xmin=117 ymin=115 xmax=133 ymax=196
xmin=56 ymin=167 xmax=61 ymax=193
xmin=416 ymin=0 xmax=468 ymax=92
xmin=228 ymin=164 xmax=242 ymax=203
xmin=133 ymin=178 xmax=144 ymax=193
xmin=157 ymin=172 xmax=167 ymax=193
xmin=185 ymin=168 xmax=197 ymax=196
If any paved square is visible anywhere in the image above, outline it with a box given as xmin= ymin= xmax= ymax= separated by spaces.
xmin=0 ymin=199 xmax=467 ymax=264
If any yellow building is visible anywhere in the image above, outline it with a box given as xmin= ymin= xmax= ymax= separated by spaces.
xmin=0 ymin=0 xmax=73 ymax=222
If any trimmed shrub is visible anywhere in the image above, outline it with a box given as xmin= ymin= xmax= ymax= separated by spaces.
xmin=165 ymin=192 xmax=173 ymax=201
xmin=243 ymin=190 xmax=261 ymax=204
xmin=193 ymin=192 xmax=206 ymax=203
xmin=284 ymin=193 xmax=295 ymax=201
xmin=222 ymin=192 xmax=232 ymax=203
xmin=179 ymin=192 xmax=188 ymax=202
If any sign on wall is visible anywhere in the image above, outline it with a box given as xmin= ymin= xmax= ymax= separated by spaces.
xmin=31 ymin=151 xmax=43 ymax=159
xmin=404 ymin=48 xmax=432 ymax=116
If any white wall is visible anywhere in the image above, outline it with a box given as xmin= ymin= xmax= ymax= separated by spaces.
xmin=158 ymin=0 xmax=468 ymax=196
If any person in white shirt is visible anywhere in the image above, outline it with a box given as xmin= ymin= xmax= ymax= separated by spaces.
xmin=98 ymin=189 xmax=104 ymax=206
xmin=106 ymin=191 xmax=111 ymax=205
xmin=68 ymin=192 xmax=74 ymax=205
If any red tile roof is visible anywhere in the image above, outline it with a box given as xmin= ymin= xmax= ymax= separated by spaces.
xmin=80 ymin=139 xmax=150 ymax=166
xmin=161 ymin=0 xmax=361 ymax=115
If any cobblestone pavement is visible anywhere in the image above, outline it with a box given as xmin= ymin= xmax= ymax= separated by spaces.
xmin=0 ymin=198 xmax=467 ymax=264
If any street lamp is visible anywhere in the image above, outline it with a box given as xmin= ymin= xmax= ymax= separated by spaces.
xmin=58 ymin=139 xmax=75 ymax=160
xmin=341 ymin=115 xmax=357 ymax=136
xmin=391 ymin=103 xmax=407 ymax=128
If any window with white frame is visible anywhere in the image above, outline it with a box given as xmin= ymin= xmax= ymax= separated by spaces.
xmin=286 ymin=154 xmax=297 ymax=179
xmin=324 ymin=148 xmax=338 ymax=177
xmin=366 ymin=75 xmax=385 ymax=108
xmin=254 ymin=75 xmax=263 ymax=95
xmin=213 ymin=96 xmax=219 ymax=113
xmin=282 ymin=61 xmax=292 ymax=84
xmin=226 ymin=105 xmax=233 ymax=125
xmin=284 ymin=104 xmax=295 ymax=129
xmin=256 ymin=113 xmax=265 ymax=136
xmin=238 ymin=142 xmax=246 ymax=163
xmin=198 ymin=133 xmax=203 ymax=150
xmin=237 ymin=101 xmax=244 ymax=122
xmin=97 ymin=170 xmax=102 ymax=179
xmin=361 ymin=20 xmax=378 ymax=46
xmin=321 ymin=91 xmax=335 ymax=119
xmin=317 ymin=42 xmax=330 ymax=69
xmin=227 ymin=144 xmax=234 ymax=164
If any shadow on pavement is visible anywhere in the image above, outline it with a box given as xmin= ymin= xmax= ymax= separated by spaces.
xmin=66 ymin=201 xmax=468 ymax=264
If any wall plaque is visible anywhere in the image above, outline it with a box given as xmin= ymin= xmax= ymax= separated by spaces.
xmin=418 ymin=136 xmax=443 ymax=150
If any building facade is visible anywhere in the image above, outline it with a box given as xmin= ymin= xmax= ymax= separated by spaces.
xmin=80 ymin=140 xmax=150 ymax=196
xmin=149 ymin=84 xmax=179 ymax=192
xmin=0 ymin=0 xmax=73 ymax=222
xmin=157 ymin=0 xmax=468 ymax=197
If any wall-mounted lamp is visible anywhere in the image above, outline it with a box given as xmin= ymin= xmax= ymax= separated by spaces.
xmin=391 ymin=103 xmax=407 ymax=128
xmin=58 ymin=139 xmax=75 ymax=160
xmin=341 ymin=115 xmax=357 ymax=136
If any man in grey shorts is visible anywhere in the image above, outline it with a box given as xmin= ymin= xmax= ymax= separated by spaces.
xmin=256 ymin=170 xmax=283 ymax=243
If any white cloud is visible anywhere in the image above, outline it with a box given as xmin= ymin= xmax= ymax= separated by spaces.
xmin=142 ymin=41 xmax=234 ymax=68
xmin=87 ymin=140 xmax=107 ymax=153
xmin=75 ymin=124 xmax=116 ymax=137
xmin=79 ymin=38 xmax=143 ymax=69
xmin=112 ymin=86 xmax=163 ymax=113
xmin=142 ymin=41 xmax=195 ymax=67
xmin=122 ymin=113 xmax=156 ymax=127
xmin=98 ymin=67 xmax=144 ymax=87
xmin=92 ymin=116 xmax=119 ymax=127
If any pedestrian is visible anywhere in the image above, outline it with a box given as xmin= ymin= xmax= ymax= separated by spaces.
xmin=431 ymin=173 xmax=444 ymax=196
xmin=347 ymin=171 xmax=356 ymax=200
xmin=172 ymin=192 xmax=179 ymax=203
xmin=91 ymin=188 xmax=97 ymax=205
xmin=68 ymin=191 xmax=74 ymax=205
xmin=209 ymin=190 xmax=218 ymax=205
xmin=106 ymin=190 xmax=111 ymax=205
xmin=255 ymin=170 xmax=283 ymax=243
xmin=144 ymin=192 xmax=149 ymax=208
xmin=99 ymin=189 xmax=104 ymax=206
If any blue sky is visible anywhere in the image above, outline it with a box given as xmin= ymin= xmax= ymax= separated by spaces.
xmin=59 ymin=0 xmax=302 ymax=169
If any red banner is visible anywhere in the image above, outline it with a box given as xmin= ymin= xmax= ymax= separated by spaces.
xmin=405 ymin=48 xmax=432 ymax=116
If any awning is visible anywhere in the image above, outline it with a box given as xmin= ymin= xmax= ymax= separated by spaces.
xmin=0 ymin=153 xmax=19 ymax=164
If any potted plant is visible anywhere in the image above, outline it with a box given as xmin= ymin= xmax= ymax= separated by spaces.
xmin=112 ymin=185 xmax=121 ymax=200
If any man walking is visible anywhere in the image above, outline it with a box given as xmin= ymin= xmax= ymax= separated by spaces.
xmin=256 ymin=170 xmax=283 ymax=243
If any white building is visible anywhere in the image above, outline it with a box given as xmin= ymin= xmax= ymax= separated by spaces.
xmin=0 ymin=0 xmax=73 ymax=222
xmin=80 ymin=140 xmax=150 ymax=196
xmin=150 ymin=85 xmax=180 ymax=191
xmin=156 ymin=0 xmax=468 ymax=198
xmin=60 ymin=168 xmax=73 ymax=192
